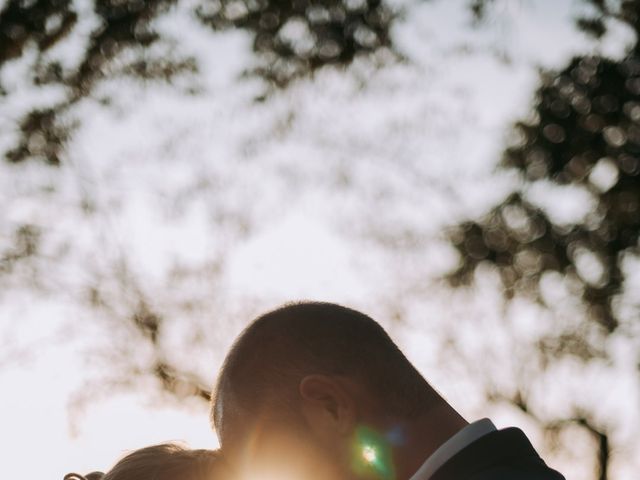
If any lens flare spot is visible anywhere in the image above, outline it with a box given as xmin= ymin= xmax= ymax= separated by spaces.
xmin=362 ymin=445 xmax=377 ymax=463
xmin=352 ymin=425 xmax=395 ymax=480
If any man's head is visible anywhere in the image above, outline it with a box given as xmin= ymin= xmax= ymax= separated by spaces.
xmin=211 ymin=302 xmax=444 ymax=480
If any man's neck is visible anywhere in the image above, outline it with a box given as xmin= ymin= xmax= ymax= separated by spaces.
xmin=390 ymin=402 xmax=468 ymax=480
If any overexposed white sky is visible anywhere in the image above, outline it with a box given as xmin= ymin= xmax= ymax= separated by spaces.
xmin=0 ymin=1 xmax=638 ymax=480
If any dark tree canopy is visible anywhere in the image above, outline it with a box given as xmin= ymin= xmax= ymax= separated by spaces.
xmin=0 ymin=0 xmax=394 ymax=165
xmin=196 ymin=0 xmax=393 ymax=86
xmin=446 ymin=7 xmax=640 ymax=479
xmin=1 ymin=0 xmax=186 ymax=165
xmin=449 ymin=2 xmax=640 ymax=332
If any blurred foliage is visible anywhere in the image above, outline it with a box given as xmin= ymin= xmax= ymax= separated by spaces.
xmin=448 ymin=5 xmax=640 ymax=478
xmin=449 ymin=0 xmax=640 ymax=332
xmin=0 ymin=224 xmax=41 ymax=274
xmin=196 ymin=0 xmax=393 ymax=86
xmin=131 ymin=301 xmax=212 ymax=400
xmin=0 ymin=0 xmax=394 ymax=165
xmin=1 ymin=0 xmax=183 ymax=165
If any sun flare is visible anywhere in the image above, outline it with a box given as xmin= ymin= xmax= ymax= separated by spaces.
xmin=362 ymin=445 xmax=377 ymax=463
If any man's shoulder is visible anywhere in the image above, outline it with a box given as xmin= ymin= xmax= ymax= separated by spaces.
xmin=430 ymin=427 xmax=565 ymax=480
xmin=469 ymin=465 xmax=565 ymax=480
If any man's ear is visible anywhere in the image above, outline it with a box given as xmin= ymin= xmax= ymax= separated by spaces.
xmin=299 ymin=374 xmax=357 ymax=437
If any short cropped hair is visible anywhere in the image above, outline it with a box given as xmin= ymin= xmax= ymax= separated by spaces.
xmin=212 ymin=302 xmax=438 ymax=438
xmin=65 ymin=443 xmax=221 ymax=480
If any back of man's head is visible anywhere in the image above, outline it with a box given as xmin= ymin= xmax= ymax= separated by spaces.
xmin=212 ymin=302 xmax=440 ymax=444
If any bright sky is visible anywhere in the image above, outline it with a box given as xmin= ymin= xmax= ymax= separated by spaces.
xmin=0 ymin=1 xmax=638 ymax=480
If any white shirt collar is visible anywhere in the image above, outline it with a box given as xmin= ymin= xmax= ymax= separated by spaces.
xmin=409 ymin=418 xmax=497 ymax=480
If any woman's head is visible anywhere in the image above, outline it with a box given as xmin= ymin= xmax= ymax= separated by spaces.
xmin=65 ymin=443 xmax=223 ymax=480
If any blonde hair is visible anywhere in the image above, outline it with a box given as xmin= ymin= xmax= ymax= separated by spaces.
xmin=65 ymin=443 xmax=221 ymax=480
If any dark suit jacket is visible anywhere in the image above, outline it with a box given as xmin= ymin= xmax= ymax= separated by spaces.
xmin=429 ymin=428 xmax=565 ymax=480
